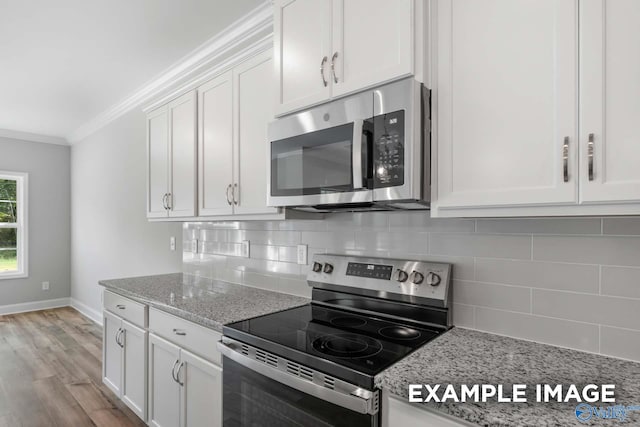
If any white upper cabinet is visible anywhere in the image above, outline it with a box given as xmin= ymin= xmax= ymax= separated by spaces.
xmin=233 ymin=51 xmax=279 ymax=215
xmin=198 ymin=71 xmax=234 ymax=216
xmin=433 ymin=0 xmax=578 ymax=210
xmin=580 ymin=0 xmax=640 ymax=204
xmin=275 ymin=0 xmax=332 ymax=114
xmin=147 ymin=106 xmax=170 ymax=218
xmin=146 ymin=91 xmax=197 ymax=219
xmin=274 ymin=0 xmax=419 ymax=115
xmin=331 ymin=0 xmax=414 ymax=97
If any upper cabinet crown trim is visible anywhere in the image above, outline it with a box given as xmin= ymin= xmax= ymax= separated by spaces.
xmin=67 ymin=1 xmax=274 ymax=145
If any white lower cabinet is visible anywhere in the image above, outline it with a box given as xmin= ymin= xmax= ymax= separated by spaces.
xmin=102 ymin=310 xmax=148 ymax=421
xmin=148 ymin=333 xmax=222 ymax=427
xmin=384 ymin=393 xmax=473 ymax=427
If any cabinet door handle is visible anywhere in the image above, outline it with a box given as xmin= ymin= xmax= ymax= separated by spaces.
xmin=226 ymin=184 xmax=233 ymax=205
xmin=320 ymin=56 xmax=328 ymax=87
xmin=115 ymin=328 xmax=121 ymax=346
xmin=173 ymin=328 xmax=187 ymax=336
xmin=562 ymin=136 xmax=570 ymax=183
xmin=233 ymin=183 xmax=239 ymax=205
xmin=588 ymin=133 xmax=595 ymax=181
xmin=172 ymin=358 xmax=180 ymax=383
xmin=119 ymin=329 xmax=125 ymax=348
xmin=115 ymin=328 xmax=124 ymax=348
xmin=166 ymin=193 xmax=172 ymax=210
xmin=162 ymin=193 xmax=168 ymax=210
xmin=116 ymin=304 xmax=125 ymax=310
xmin=330 ymin=52 xmax=339 ymax=84
xmin=176 ymin=361 xmax=185 ymax=386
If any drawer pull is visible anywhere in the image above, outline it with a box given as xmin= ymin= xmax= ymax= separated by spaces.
xmin=173 ymin=328 xmax=187 ymax=336
xmin=116 ymin=304 xmax=126 ymax=310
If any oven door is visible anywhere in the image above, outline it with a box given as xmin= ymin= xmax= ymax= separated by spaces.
xmin=219 ymin=342 xmax=379 ymax=427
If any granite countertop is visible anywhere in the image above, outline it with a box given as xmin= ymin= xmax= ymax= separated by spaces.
xmin=98 ymin=273 xmax=309 ymax=332
xmin=375 ymin=328 xmax=640 ymax=426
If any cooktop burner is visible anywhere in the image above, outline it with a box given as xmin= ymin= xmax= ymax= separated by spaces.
xmin=312 ymin=333 xmax=383 ymax=359
xmin=378 ymin=326 xmax=421 ymax=340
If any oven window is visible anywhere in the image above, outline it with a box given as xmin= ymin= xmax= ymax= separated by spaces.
xmin=271 ymin=123 xmax=356 ymax=196
xmin=223 ymin=357 xmax=377 ymax=427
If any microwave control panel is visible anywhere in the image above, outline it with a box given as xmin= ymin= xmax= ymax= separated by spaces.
xmin=373 ymin=110 xmax=405 ymax=188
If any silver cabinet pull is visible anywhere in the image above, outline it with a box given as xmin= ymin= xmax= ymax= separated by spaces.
xmin=176 ymin=361 xmax=185 ymax=386
xmin=588 ymin=133 xmax=595 ymax=181
xmin=116 ymin=304 xmax=125 ymax=310
xmin=330 ymin=52 xmax=339 ymax=83
xmin=115 ymin=328 xmax=124 ymax=348
xmin=166 ymin=193 xmax=172 ymax=210
xmin=162 ymin=193 xmax=168 ymax=210
xmin=233 ymin=183 xmax=239 ymax=205
xmin=172 ymin=328 xmax=187 ymax=336
xmin=320 ymin=56 xmax=328 ymax=87
xmin=171 ymin=358 xmax=180 ymax=383
xmin=115 ymin=328 xmax=121 ymax=346
xmin=562 ymin=136 xmax=570 ymax=183
xmin=225 ymin=184 xmax=233 ymax=205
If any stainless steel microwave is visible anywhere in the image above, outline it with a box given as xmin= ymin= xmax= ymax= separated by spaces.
xmin=267 ymin=78 xmax=431 ymax=212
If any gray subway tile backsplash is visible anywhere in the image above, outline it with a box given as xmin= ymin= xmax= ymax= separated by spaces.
xmin=183 ymin=212 xmax=640 ymax=362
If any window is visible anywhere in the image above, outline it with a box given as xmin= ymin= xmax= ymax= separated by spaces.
xmin=0 ymin=172 xmax=27 ymax=279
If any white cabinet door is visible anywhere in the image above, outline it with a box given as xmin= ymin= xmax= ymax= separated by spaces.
xmin=168 ymin=91 xmax=197 ymax=218
xmin=147 ymin=106 xmax=169 ymax=218
xmin=198 ymin=71 xmax=234 ymax=216
xmin=149 ymin=333 xmax=181 ymax=427
xmin=102 ymin=311 xmax=122 ymax=396
xmin=274 ymin=0 xmax=332 ymax=115
xmin=234 ymin=50 xmax=280 ymax=215
xmin=121 ymin=320 xmax=147 ymax=422
xmin=580 ymin=0 xmax=640 ymax=204
xmin=331 ymin=0 xmax=413 ymax=97
xmin=180 ymin=349 xmax=222 ymax=427
xmin=433 ymin=0 xmax=578 ymax=210
xmin=384 ymin=394 xmax=472 ymax=427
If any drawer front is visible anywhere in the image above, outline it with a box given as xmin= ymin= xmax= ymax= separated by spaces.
xmin=104 ymin=290 xmax=148 ymax=328
xmin=149 ymin=308 xmax=221 ymax=366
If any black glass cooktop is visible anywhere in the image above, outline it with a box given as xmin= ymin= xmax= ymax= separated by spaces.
xmin=223 ymin=303 xmax=443 ymax=388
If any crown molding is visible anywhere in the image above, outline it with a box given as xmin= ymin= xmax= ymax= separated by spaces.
xmin=67 ymin=1 xmax=273 ymax=144
xmin=0 ymin=128 xmax=68 ymax=146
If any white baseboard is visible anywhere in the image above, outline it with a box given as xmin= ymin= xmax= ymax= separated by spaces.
xmin=70 ymin=298 xmax=103 ymax=326
xmin=0 ymin=297 xmax=70 ymax=316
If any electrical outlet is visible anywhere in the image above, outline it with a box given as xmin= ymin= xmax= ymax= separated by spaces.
xmin=191 ymin=239 xmax=199 ymax=253
xmin=241 ymin=240 xmax=250 ymax=258
xmin=297 ymin=244 xmax=308 ymax=265
xmin=170 ymin=236 xmax=176 ymax=251
xmin=42 ymin=281 xmax=50 ymax=291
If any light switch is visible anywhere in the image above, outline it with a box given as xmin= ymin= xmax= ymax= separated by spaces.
xmin=42 ymin=281 xmax=50 ymax=291
xmin=170 ymin=236 xmax=176 ymax=251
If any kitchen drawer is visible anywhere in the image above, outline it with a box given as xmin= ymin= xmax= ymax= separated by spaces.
xmin=103 ymin=290 xmax=148 ymax=328
xmin=149 ymin=308 xmax=221 ymax=366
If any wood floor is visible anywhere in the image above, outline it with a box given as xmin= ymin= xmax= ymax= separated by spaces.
xmin=0 ymin=307 xmax=146 ymax=427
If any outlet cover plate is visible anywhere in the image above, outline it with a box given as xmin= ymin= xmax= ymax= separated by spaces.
xmin=297 ymin=244 xmax=308 ymax=265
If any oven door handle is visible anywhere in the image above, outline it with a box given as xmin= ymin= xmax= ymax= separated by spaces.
xmin=217 ymin=340 xmax=377 ymax=415
xmin=352 ymin=119 xmax=365 ymax=190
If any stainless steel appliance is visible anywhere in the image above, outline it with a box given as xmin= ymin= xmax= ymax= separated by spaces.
xmin=218 ymin=254 xmax=452 ymax=426
xmin=267 ymin=78 xmax=431 ymax=212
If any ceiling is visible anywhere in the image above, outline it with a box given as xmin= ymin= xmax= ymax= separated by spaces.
xmin=0 ymin=0 xmax=263 ymax=141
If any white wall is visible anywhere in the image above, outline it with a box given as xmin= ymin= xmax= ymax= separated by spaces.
xmin=70 ymin=108 xmax=182 ymax=321
xmin=0 ymin=137 xmax=70 ymax=307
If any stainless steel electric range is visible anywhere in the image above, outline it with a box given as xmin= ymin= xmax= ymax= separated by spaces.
xmin=218 ymin=254 xmax=453 ymax=427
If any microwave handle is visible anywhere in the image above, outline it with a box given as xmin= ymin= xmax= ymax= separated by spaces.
xmin=352 ymin=119 xmax=364 ymax=189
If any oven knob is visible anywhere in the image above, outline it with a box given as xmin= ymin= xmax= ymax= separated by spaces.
xmin=410 ymin=271 xmax=424 ymax=285
xmin=323 ymin=263 xmax=334 ymax=274
xmin=395 ymin=269 xmax=408 ymax=283
xmin=426 ymin=272 xmax=442 ymax=287
xmin=312 ymin=262 xmax=323 ymax=273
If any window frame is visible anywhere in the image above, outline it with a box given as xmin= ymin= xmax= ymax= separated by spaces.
xmin=0 ymin=171 xmax=28 ymax=280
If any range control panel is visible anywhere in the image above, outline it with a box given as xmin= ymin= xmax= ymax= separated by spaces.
xmin=308 ymin=254 xmax=452 ymax=308
xmin=346 ymin=262 xmax=393 ymax=280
